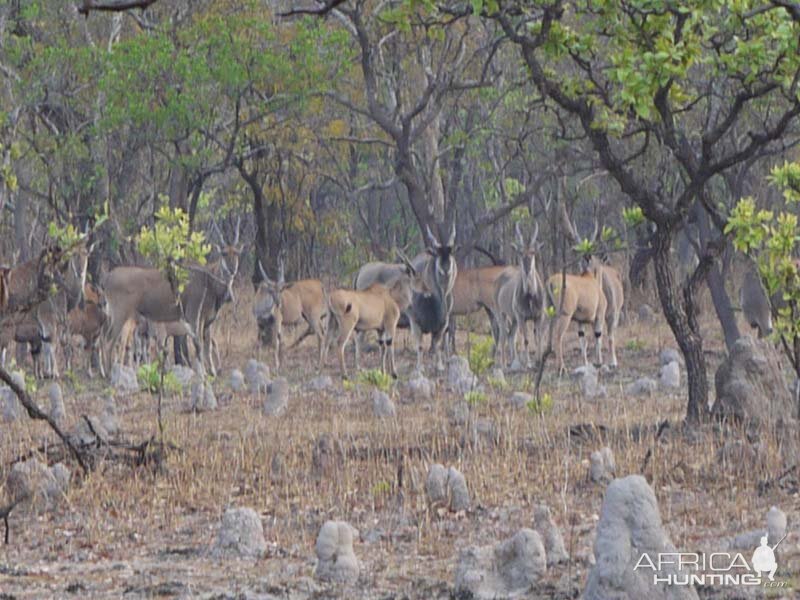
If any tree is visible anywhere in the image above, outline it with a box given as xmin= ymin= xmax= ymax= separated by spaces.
xmin=307 ymin=1 xmax=542 ymax=245
xmin=480 ymin=0 xmax=800 ymax=421
xmin=727 ymin=160 xmax=800 ymax=405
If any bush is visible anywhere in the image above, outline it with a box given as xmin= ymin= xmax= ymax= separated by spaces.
xmin=527 ymin=392 xmax=553 ymax=415
xmin=465 ymin=389 xmax=488 ymax=406
xmin=625 ymin=338 xmax=645 ymax=352
xmin=137 ymin=363 xmax=181 ymax=395
xmin=468 ymin=334 xmax=494 ymax=377
xmin=356 ymin=368 xmax=393 ymax=392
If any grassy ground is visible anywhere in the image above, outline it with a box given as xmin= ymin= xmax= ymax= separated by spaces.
xmin=0 ymin=285 xmax=798 ymax=598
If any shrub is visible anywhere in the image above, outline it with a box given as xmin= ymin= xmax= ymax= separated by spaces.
xmin=468 ymin=334 xmax=494 ymax=377
xmin=465 ymin=389 xmax=488 ymax=406
xmin=356 ymin=368 xmax=393 ymax=392
xmin=527 ymin=392 xmax=554 ymax=415
xmin=137 ymin=362 xmax=181 ymax=395
xmin=625 ymin=338 xmax=645 ymax=352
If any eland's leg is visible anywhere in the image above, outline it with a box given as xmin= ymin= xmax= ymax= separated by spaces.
xmin=337 ymin=322 xmax=355 ymax=378
xmin=578 ymin=324 xmax=588 ymax=366
xmin=593 ymin=316 xmax=603 ymax=367
xmin=607 ymin=317 xmax=618 ymax=368
xmin=496 ymin=315 xmax=508 ymax=369
xmin=553 ymin=316 xmax=570 ymax=375
xmin=410 ymin=319 xmax=424 ymax=373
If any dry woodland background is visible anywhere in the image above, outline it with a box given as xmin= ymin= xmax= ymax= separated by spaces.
xmin=3 ymin=1 xmax=800 ymax=599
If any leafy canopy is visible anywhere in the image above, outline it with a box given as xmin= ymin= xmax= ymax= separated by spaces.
xmin=137 ymin=205 xmax=210 ymax=292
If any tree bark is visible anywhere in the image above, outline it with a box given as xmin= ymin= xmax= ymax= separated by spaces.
xmin=13 ymin=191 xmax=28 ymax=262
xmin=694 ymin=201 xmax=740 ymax=351
xmin=651 ymin=226 xmax=707 ymax=423
xmin=168 ymin=146 xmax=189 ymax=212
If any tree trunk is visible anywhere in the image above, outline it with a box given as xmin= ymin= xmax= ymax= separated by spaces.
xmin=187 ymin=176 xmax=206 ymax=229
xmin=395 ymin=137 xmax=438 ymax=240
xmin=248 ymin=172 xmax=270 ymax=284
xmin=651 ymin=226 xmax=708 ymax=423
xmin=706 ymin=266 xmax=739 ymax=351
xmin=168 ymin=146 xmax=189 ymax=212
xmin=13 ymin=191 xmax=29 ymax=261
xmin=420 ymin=113 xmax=445 ymax=224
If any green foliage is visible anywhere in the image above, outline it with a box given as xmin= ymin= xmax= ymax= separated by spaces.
xmin=622 ymin=206 xmax=645 ymax=228
xmin=545 ymin=305 xmax=557 ymax=319
xmin=63 ymin=369 xmax=85 ymax=393
xmin=769 ymin=162 xmax=800 ymax=204
xmin=725 ymin=198 xmax=772 ymax=255
xmin=625 ymin=338 xmax=645 ymax=352
xmin=356 ymin=368 xmax=393 ymax=392
xmin=47 ymin=222 xmax=84 ymax=249
xmin=24 ymin=373 xmax=37 ymax=395
xmin=527 ymin=392 xmax=553 ymax=415
xmin=464 ymin=389 xmax=488 ymax=406
xmin=573 ymin=238 xmax=597 ymax=256
xmin=0 ymin=140 xmax=19 ymax=193
xmin=137 ymin=362 xmax=181 ymax=395
xmin=726 ymin=172 xmax=800 ymax=360
xmin=48 ymin=203 xmax=108 ymax=249
xmin=487 ymin=374 xmax=508 ymax=391
xmin=371 ymin=480 xmax=392 ymax=496
xmin=137 ymin=205 xmax=210 ymax=293
xmin=467 ymin=334 xmax=494 ymax=377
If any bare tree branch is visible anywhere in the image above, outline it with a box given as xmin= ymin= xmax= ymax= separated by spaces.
xmin=280 ymin=0 xmax=349 ymax=18
xmin=77 ymin=0 xmax=157 ymax=16
xmin=0 ymin=365 xmax=90 ymax=474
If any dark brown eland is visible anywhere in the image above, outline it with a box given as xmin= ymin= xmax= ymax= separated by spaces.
xmin=0 ymin=241 xmax=90 ymax=378
xmin=400 ymin=224 xmax=457 ymax=372
xmin=66 ymin=282 xmax=107 ymax=377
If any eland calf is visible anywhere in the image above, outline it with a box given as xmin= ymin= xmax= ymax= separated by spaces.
xmin=598 ymin=261 xmax=624 ymax=367
xmin=324 ymin=277 xmax=414 ymax=379
xmin=448 ymin=265 xmax=509 ymax=353
xmin=254 ymin=261 xmax=327 ymax=371
xmin=547 ymin=255 xmax=608 ymax=374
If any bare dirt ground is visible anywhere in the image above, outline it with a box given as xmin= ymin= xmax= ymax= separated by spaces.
xmin=1 ymin=287 xmax=799 ymax=599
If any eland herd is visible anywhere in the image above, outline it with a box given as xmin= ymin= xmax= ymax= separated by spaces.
xmin=0 ymin=211 xmax=778 ymax=384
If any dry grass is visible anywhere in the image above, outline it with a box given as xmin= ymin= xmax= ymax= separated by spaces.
xmin=0 ymin=284 xmax=798 ymax=598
